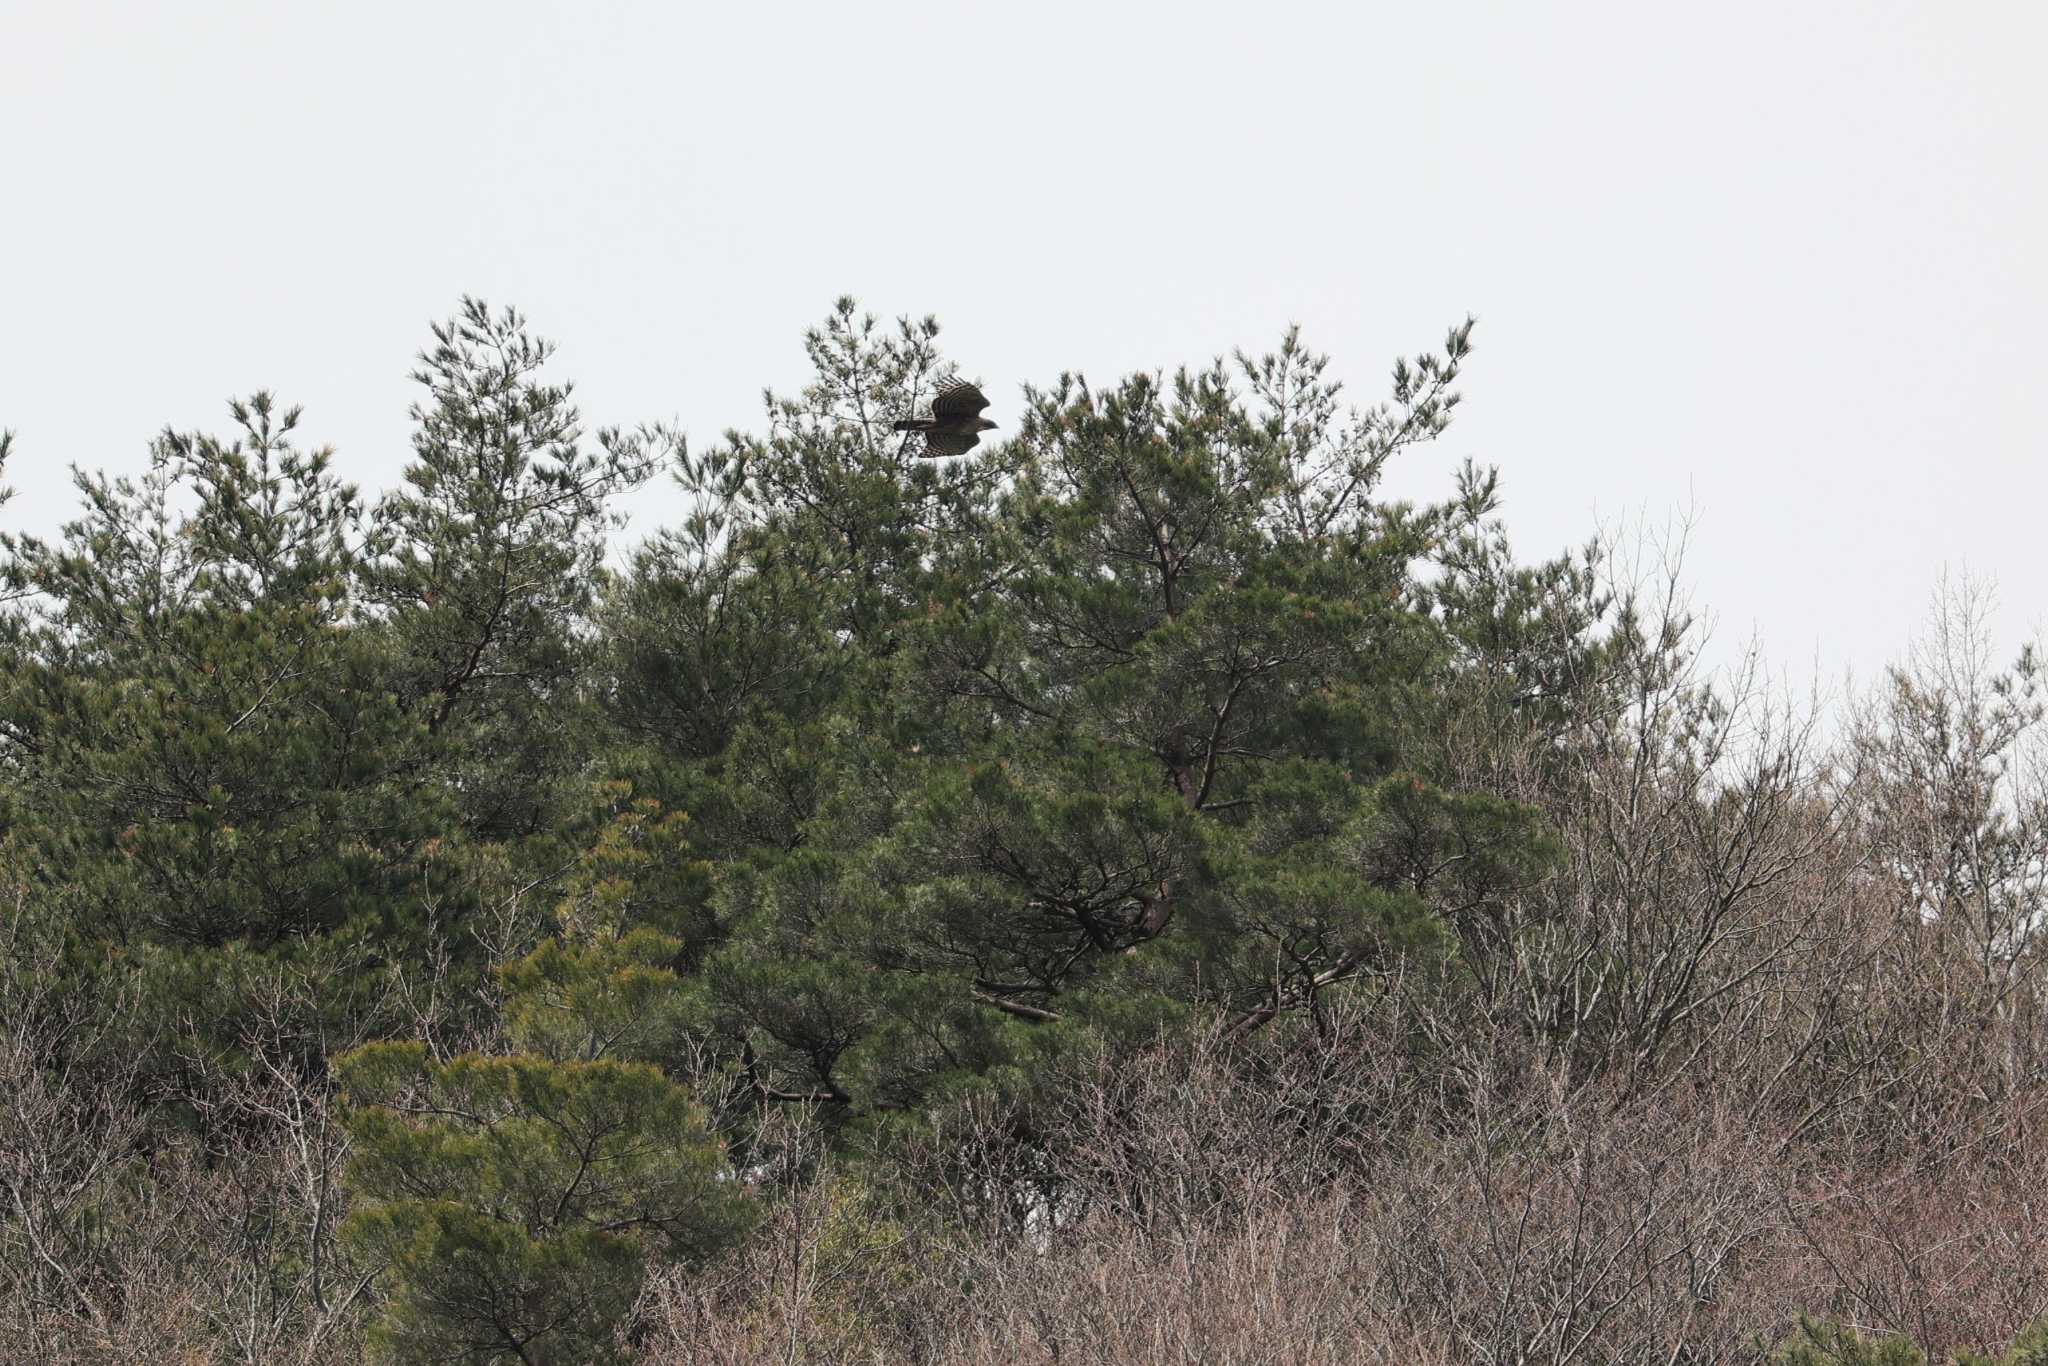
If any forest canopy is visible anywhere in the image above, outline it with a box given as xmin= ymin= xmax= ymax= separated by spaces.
xmin=1 ymin=300 xmax=2043 ymax=1363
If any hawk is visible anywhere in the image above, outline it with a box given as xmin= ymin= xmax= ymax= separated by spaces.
xmin=894 ymin=380 xmax=997 ymax=457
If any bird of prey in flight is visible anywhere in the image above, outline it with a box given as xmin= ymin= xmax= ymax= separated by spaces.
xmin=894 ymin=380 xmax=997 ymax=457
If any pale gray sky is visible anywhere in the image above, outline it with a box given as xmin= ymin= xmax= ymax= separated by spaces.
xmin=4 ymin=1 xmax=2042 ymax=689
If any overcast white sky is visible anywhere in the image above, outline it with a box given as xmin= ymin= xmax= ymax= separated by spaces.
xmin=3 ymin=1 xmax=2042 ymax=693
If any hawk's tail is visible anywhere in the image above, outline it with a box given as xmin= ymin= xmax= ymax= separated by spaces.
xmin=893 ymin=418 xmax=934 ymax=433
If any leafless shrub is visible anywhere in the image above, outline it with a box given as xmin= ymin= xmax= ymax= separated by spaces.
xmin=0 ymin=882 xmax=373 ymax=1363
xmin=929 ymin=1196 xmax=1454 ymax=1366
xmin=1839 ymin=577 xmax=2048 ymax=1106
xmin=634 ymin=1103 xmax=951 ymax=1364
xmin=1760 ymin=1093 xmax=2048 ymax=1359
xmin=0 ymin=885 xmax=180 ymax=1360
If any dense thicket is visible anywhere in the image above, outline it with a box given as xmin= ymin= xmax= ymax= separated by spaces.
xmin=0 ymin=301 xmax=2042 ymax=1363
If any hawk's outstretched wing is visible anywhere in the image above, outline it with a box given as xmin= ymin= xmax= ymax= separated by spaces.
xmin=920 ymin=427 xmax=981 ymax=457
xmin=930 ymin=381 xmax=990 ymax=422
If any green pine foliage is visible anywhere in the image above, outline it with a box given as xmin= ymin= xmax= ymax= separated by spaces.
xmin=32 ymin=294 xmax=1981 ymax=1359
xmin=1774 ymin=1316 xmax=2048 ymax=1366
xmin=339 ymin=797 xmax=747 ymax=1360
xmin=1776 ymin=1318 xmax=1930 ymax=1365
xmin=602 ymin=302 xmax=1559 ymax=1122
xmin=0 ymin=302 xmax=664 ymax=1092
xmin=338 ymin=1042 xmax=747 ymax=1364
xmin=1972 ymin=1320 xmax=2048 ymax=1366
xmin=0 ymin=396 xmax=440 ymax=1084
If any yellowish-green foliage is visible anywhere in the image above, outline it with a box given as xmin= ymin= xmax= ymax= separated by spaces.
xmin=339 ymin=1043 xmax=748 ymax=1363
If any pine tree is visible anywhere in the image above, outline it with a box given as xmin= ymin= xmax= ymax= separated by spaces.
xmin=0 ymin=301 xmax=670 ymax=1088
xmin=339 ymin=795 xmax=746 ymax=1364
xmin=602 ymin=304 xmax=1559 ymax=1125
